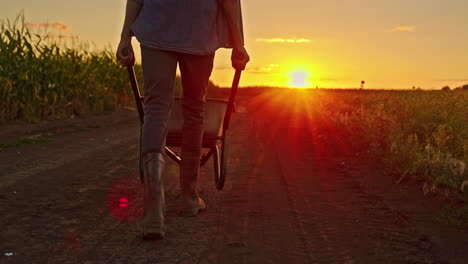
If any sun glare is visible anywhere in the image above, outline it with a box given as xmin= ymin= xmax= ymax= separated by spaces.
xmin=288 ymin=70 xmax=311 ymax=88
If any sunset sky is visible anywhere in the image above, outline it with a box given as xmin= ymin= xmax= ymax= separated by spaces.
xmin=2 ymin=0 xmax=468 ymax=89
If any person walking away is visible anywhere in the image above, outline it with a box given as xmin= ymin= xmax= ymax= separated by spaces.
xmin=116 ymin=0 xmax=249 ymax=239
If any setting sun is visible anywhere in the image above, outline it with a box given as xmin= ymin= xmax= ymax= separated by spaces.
xmin=288 ymin=69 xmax=311 ymax=88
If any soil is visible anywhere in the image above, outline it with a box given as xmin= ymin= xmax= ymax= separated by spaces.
xmin=0 ymin=93 xmax=467 ymax=264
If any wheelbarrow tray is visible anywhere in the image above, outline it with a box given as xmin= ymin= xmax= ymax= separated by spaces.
xmin=166 ymin=98 xmax=228 ymax=148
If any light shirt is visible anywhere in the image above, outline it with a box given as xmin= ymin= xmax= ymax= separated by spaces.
xmin=131 ymin=0 xmax=243 ymax=55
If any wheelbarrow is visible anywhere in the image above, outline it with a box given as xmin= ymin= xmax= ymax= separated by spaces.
xmin=124 ymin=55 xmax=242 ymax=190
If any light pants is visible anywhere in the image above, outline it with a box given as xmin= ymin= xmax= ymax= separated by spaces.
xmin=140 ymin=46 xmax=215 ymax=198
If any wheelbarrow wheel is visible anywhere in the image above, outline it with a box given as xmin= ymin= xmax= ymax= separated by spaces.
xmin=213 ymin=145 xmax=221 ymax=188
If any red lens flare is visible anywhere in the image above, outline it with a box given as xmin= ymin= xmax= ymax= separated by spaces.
xmin=118 ymin=197 xmax=129 ymax=208
xmin=107 ymin=174 xmax=143 ymax=222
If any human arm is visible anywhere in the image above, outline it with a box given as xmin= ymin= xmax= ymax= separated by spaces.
xmin=116 ymin=0 xmax=143 ymax=66
xmin=219 ymin=0 xmax=250 ymax=70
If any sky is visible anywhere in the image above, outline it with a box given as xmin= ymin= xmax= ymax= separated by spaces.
xmin=2 ymin=0 xmax=468 ymax=89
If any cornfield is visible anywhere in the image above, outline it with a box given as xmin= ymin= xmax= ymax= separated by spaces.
xmin=0 ymin=13 xmax=139 ymax=122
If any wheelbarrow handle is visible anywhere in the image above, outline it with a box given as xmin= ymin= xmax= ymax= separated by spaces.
xmin=223 ymin=69 xmax=242 ymax=130
xmin=126 ymin=66 xmax=145 ymax=123
xmin=122 ymin=48 xmax=144 ymax=123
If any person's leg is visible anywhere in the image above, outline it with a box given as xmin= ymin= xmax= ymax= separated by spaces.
xmin=140 ymin=46 xmax=178 ymax=238
xmin=178 ymin=52 xmax=215 ymax=216
xmin=141 ymin=47 xmax=178 ymax=155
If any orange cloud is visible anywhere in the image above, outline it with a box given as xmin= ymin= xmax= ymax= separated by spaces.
xmin=392 ymin=26 xmax=416 ymax=32
xmin=247 ymin=64 xmax=280 ymax=74
xmin=23 ymin=22 xmax=70 ymax=32
xmin=256 ymin=38 xmax=312 ymax=44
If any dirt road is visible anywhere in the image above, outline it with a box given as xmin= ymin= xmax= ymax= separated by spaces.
xmin=1 ymin=92 xmax=467 ymax=263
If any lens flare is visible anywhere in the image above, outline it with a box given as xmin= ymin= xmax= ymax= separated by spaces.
xmin=118 ymin=197 xmax=129 ymax=208
xmin=107 ymin=175 xmax=143 ymax=222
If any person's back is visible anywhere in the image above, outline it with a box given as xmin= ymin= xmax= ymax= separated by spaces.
xmin=132 ymin=0 xmax=231 ymax=54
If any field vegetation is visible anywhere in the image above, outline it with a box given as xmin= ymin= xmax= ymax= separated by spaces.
xmin=324 ymin=90 xmax=467 ymax=193
xmin=0 ymin=13 xmax=136 ymax=122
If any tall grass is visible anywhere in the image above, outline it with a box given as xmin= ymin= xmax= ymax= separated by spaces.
xmin=0 ymin=12 xmax=142 ymax=122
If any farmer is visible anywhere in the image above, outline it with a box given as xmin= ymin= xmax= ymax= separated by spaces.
xmin=116 ymin=0 xmax=249 ymax=239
